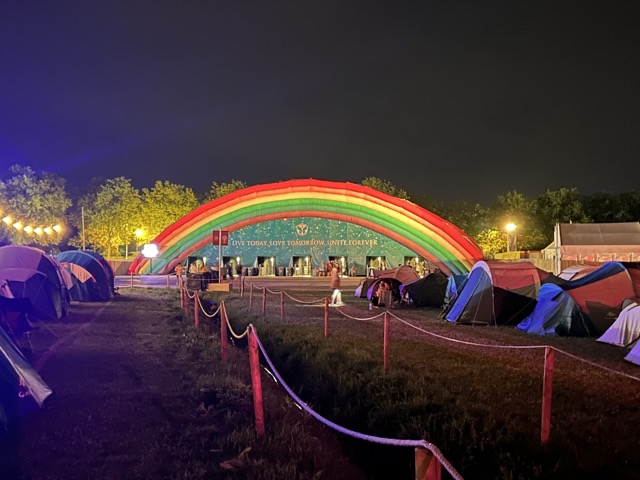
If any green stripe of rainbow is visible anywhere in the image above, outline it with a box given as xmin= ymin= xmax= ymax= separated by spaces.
xmin=129 ymin=179 xmax=483 ymax=276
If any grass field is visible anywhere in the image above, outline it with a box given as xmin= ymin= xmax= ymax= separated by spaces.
xmin=219 ymin=277 xmax=640 ymax=479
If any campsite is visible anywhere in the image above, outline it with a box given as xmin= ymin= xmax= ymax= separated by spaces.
xmin=2 ymin=267 xmax=640 ymax=479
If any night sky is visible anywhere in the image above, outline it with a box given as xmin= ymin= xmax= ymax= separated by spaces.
xmin=1 ymin=2 xmax=638 ymax=204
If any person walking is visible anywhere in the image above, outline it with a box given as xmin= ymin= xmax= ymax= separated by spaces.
xmin=330 ymin=266 xmax=344 ymax=306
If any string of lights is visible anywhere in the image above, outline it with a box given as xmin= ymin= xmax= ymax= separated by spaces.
xmin=0 ymin=207 xmax=64 ymax=236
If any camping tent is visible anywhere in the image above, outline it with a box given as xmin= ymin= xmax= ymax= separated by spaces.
xmin=364 ymin=265 xmax=420 ymax=303
xmin=402 ymin=270 xmax=448 ymax=307
xmin=355 ymin=277 xmax=375 ymax=298
xmin=0 ymin=322 xmax=52 ymax=428
xmin=57 ymin=250 xmax=114 ymax=301
xmin=516 ymin=283 xmax=596 ymax=336
xmin=625 ymin=342 xmax=640 ymax=366
xmin=558 ymin=265 xmax=598 ymax=281
xmin=0 ymin=268 xmax=63 ymax=322
xmin=597 ymin=301 xmax=640 ymax=347
xmin=0 ymin=295 xmax=34 ymax=341
xmin=356 ymin=265 xmax=420 ymax=300
xmin=79 ymin=251 xmax=116 ymax=294
xmin=60 ymin=262 xmax=96 ymax=302
xmin=0 ymin=245 xmax=69 ymax=319
xmin=553 ymin=262 xmax=636 ymax=334
xmin=446 ymin=261 xmax=551 ymax=326
xmin=443 ymin=274 xmax=467 ymax=309
xmin=372 ymin=265 xmax=420 ymax=285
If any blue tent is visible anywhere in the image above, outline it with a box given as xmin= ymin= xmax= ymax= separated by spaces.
xmin=56 ymin=250 xmax=114 ymax=301
xmin=516 ymin=283 xmax=596 ymax=336
xmin=446 ymin=261 xmax=550 ymax=326
xmin=444 ymin=273 xmax=467 ymax=307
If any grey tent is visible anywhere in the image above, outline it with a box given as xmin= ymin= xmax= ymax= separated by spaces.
xmin=57 ymin=250 xmax=114 ymax=301
xmin=0 ymin=322 xmax=52 ymax=428
xmin=0 ymin=245 xmax=69 ymax=319
xmin=402 ymin=271 xmax=448 ymax=307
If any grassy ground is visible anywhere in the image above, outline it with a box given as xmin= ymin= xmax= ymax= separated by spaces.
xmin=0 ymin=288 xmax=365 ymax=480
xmin=218 ymin=279 xmax=640 ymax=479
xmin=3 ymin=279 xmax=639 ymax=479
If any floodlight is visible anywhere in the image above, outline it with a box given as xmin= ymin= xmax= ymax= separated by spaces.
xmin=141 ymin=244 xmax=159 ymax=258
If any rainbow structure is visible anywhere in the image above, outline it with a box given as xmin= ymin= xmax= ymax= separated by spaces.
xmin=129 ymin=179 xmax=484 ymax=276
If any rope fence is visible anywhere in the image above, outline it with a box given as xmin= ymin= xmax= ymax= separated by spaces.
xmin=236 ymin=280 xmax=640 ymax=448
xmin=177 ymin=281 xmax=457 ymax=479
xmin=177 ymin=277 xmax=640 ymax=475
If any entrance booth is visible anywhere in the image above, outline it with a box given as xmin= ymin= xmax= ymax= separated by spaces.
xmin=366 ymin=256 xmax=387 ymax=276
xmin=222 ymin=256 xmax=242 ymax=277
xmin=328 ymin=256 xmax=348 ymax=275
xmin=256 ymin=256 xmax=275 ymax=276
xmin=291 ymin=256 xmax=311 ymax=276
xmin=404 ymin=255 xmax=427 ymax=277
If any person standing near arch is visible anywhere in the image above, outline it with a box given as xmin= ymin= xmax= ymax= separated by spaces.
xmin=330 ymin=266 xmax=344 ymax=306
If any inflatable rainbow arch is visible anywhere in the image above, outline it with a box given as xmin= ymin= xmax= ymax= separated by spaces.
xmin=129 ymin=179 xmax=483 ymax=276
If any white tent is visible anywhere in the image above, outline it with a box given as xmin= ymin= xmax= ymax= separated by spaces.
xmin=597 ymin=302 xmax=640 ymax=347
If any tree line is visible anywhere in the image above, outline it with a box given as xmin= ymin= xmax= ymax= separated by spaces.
xmin=1 ymin=166 xmax=638 ymax=258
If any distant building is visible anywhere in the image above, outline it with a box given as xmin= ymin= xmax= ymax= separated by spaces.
xmin=543 ymin=222 xmax=640 ymax=274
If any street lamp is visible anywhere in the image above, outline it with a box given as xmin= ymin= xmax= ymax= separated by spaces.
xmin=141 ymin=243 xmax=159 ymax=274
xmin=505 ymin=223 xmax=518 ymax=252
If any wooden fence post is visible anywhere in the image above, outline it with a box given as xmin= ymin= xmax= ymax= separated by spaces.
xmin=262 ymin=287 xmax=266 ymax=315
xmin=383 ymin=311 xmax=390 ymax=372
xmin=194 ymin=291 xmax=200 ymax=330
xmin=541 ymin=346 xmax=555 ymax=446
xmin=221 ymin=302 xmax=228 ymax=362
xmin=324 ymin=297 xmax=329 ymax=338
xmin=183 ymin=288 xmax=189 ymax=316
xmin=415 ymin=447 xmax=442 ymax=480
xmin=240 ymin=275 xmax=245 ymax=298
xmin=248 ymin=328 xmax=265 ymax=436
xmin=179 ymin=285 xmax=184 ymax=310
xmin=249 ymin=283 xmax=253 ymax=307
xmin=280 ymin=291 xmax=285 ymax=321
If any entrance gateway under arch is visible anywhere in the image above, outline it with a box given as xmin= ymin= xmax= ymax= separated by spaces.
xmin=129 ymin=179 xmax=483 ymax=276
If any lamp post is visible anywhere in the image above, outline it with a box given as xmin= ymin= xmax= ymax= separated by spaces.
xmin=135 ymin=229 xmax=143 ymax=256
xmin=506 ymin=223 xmax=518 ymax=252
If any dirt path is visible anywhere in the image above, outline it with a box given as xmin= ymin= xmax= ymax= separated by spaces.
xmin=1 ymin=288 xmax=368 ymax=480
xmin=2 ymin=291 xmax=216 ymax=479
